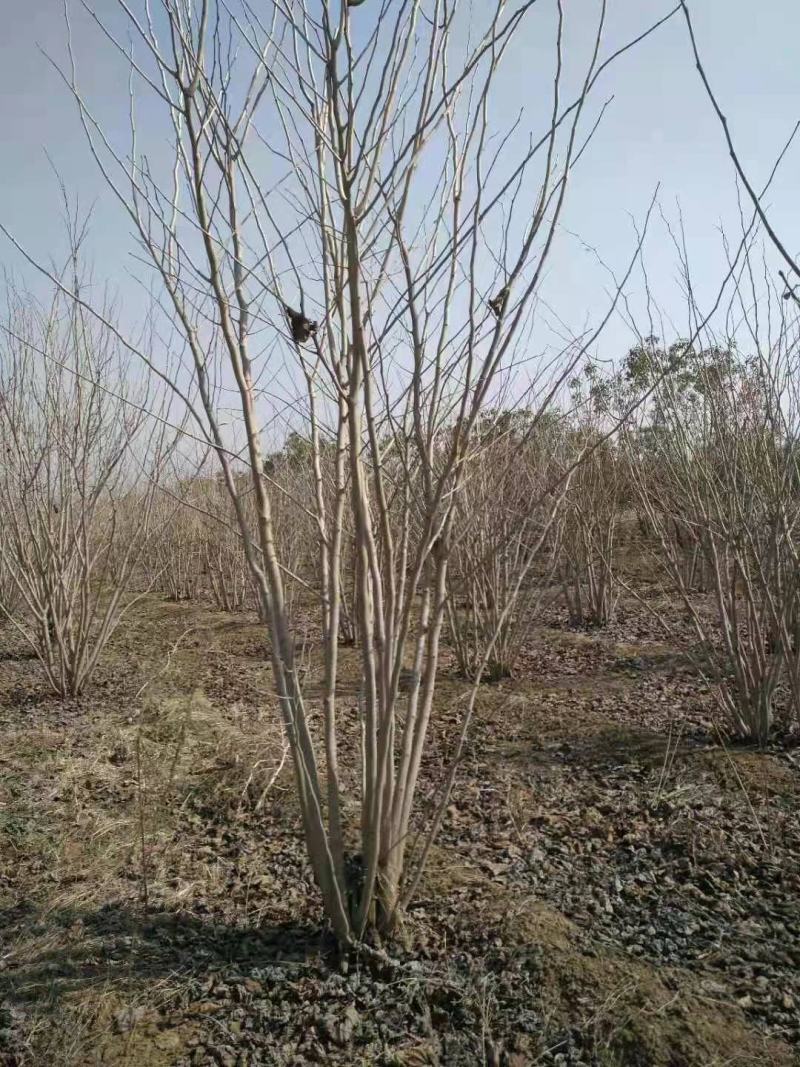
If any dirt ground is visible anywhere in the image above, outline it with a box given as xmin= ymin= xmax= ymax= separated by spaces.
xmin=1 ymin=590 xmax=799 ymax=1066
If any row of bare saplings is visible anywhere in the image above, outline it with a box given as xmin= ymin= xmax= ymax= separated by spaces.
xmin=444 ymin=342 xmax=800 ymax=748
xmin=1 ymin=298 xmax=798 ymax=745
xmin=0 ymin=288 xmax=332 ymax=695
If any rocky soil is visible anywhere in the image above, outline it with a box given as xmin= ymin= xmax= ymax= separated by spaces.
xmin=1 ymin=592 xmax=798 ymax=1066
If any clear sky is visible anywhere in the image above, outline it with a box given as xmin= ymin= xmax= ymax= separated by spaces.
xmin=1 ymin=1 xmax=798 ymax=377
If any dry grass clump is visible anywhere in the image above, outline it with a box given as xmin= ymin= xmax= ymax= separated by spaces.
xmin=0 ymin=688 xmax=286 ymax=924
xmin=135 ymin=688 xmax=289 ymax=814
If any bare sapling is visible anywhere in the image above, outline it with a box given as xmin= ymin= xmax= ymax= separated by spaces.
xmin=201 ymin=514 xmax=252 ymax=614
xmin=622 ymin=329 xmax=800 ymax=745
xmin=558 ymin=366 xmax=623 ymax=627
xmin=25 ymin=0 xmax=677 ymax=940
xmin=0 ymin=271 xmax=175 ymax=697
xmin=677 ymin=0 xmax=800 ymax=739
xmin=446 ymin=409 xmax=568 ymax=680
xmin=150 ymin=489 xmax=205 ymax=602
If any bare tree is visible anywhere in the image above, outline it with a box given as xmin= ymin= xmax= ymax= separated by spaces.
xmin=19 ymin=0 xmax=675 ymax=940
xmin=446 ymin=409 xmax=567 ymax=680
xmin=0 ymin=272 xmax=174 ymax=697
xmin=558 ymin=370 xmax=623 ymax=627
xmin=200 ymin=495 xmax=254 ymax=614
xmin=622 ymin=329 xmax=800 ymax=745
xmin=150 ymin=487 xmax=205 ymax=602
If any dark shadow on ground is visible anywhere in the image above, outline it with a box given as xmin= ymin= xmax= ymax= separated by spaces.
xmin=0 ymin=685 xmax=54 ymax=710
xmin=0 ymin=648 xmax=38 ymax=664
xmin=0 ymin=902 xmax=327 ymax=1010
xmin=559 ymin=723 xmax=702 ymax=771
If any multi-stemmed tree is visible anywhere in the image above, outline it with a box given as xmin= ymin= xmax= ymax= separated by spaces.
xmin=0 ymin=272 xmax=173 ymax=696
xmin=9 ymin=0 xmax=672 ymax=940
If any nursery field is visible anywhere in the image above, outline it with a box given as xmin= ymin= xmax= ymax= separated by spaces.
xmin=4 ymin=0 xmax=800 ymax=1064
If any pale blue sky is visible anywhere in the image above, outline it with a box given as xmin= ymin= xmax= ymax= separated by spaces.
xmin=1 ymin=1 xmax=798 ymax=378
